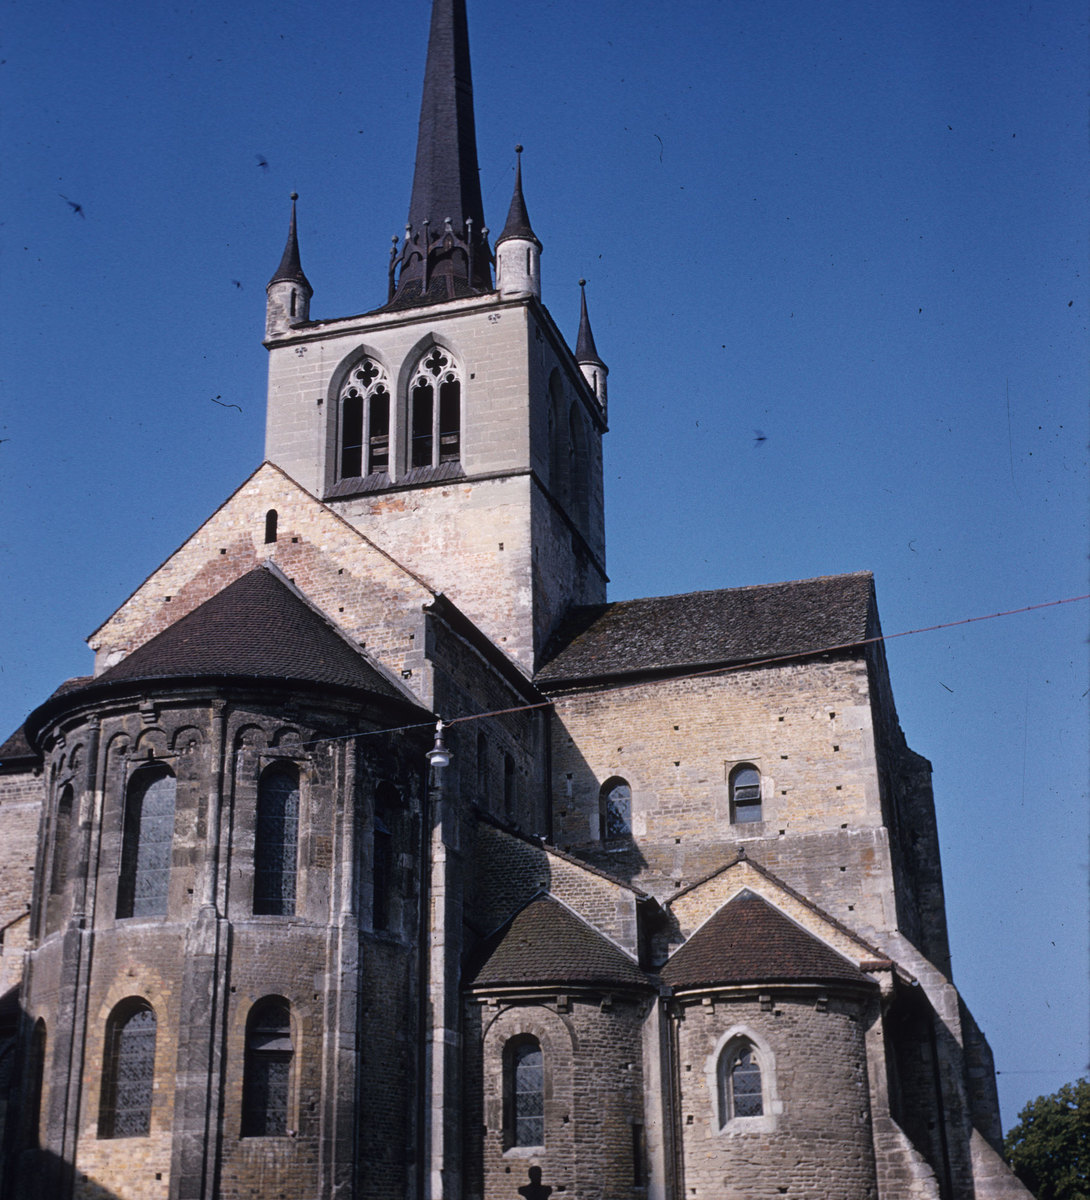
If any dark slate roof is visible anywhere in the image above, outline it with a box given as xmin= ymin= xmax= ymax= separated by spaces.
xmin=661 ymin=890 xmax=872 ymax=990
xmin=465 ymin=895 xmax=651 ymax=990
xmin=267 ymin=194 xmax=312 ymax=291
xmin=0 ymin=724 xmax=35 ymax=767
xmin=496 ymin=152 xmax=539 ymax=247
xmin=93 ymin=567 xmax=406 ymax=701
xmin=536 ymin=572 xmax=874 ymax=685
xmin=575 ymin=280 xmax=604 ymax=366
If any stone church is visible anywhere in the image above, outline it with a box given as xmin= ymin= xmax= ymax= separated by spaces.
xmin=0 ymin=2 xmax=1033 ymax=1198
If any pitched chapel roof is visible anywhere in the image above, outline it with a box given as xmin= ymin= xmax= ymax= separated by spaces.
xmin=661 ymin=889 xmax=873 ymax=991
xmin=89 ymin=566 xmax=406 ymax=701
xmin=465 ymin=895 xmax=652 ymax=991
xmin=535 ymin=571 xmax=875 ymax=686
xmin=0 ymin=724 xmax=36 ymax=769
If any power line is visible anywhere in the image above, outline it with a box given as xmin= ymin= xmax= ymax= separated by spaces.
xmin=303 ymin=591 xmax=1090 ymax=749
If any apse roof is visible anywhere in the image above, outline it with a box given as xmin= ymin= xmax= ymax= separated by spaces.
xmin=93 ymin=566 xmax=407 ymax=701
xmin=535 ymin=572 xmax=875 ymax=685
xmin=661 ymin=889 xmax=873 ymax=990
xmin=465 ymin=895 xmax=651 ymax=990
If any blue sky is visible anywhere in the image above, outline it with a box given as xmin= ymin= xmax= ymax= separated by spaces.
xmin=3 ymin=0 xmax=1087 ymax=1131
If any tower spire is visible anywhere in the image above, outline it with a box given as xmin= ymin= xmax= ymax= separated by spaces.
xmin=266 ymin=193 xmax=312 ymax=336
xmin=575 ymin=280 xmax=608 ymax=409
xmin=390 ymin=0 xmax=492 ymax=306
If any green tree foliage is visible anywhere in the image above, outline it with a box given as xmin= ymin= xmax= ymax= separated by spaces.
xmin=1004 ymin=1077 xmax=1090 ymax=1200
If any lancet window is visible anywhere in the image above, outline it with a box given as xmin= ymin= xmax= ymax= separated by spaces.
xmin=339 ymin=356 xmax=390 ymax=479
xmin=410 ymin=347 xmax=461 ymax=470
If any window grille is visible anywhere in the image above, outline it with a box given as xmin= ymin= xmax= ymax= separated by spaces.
xmin=99 ymin=1001 xmax=156 ymax=1138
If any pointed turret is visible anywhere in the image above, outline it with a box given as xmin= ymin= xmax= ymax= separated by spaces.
xmin=388 ymin=0 xmax=493 ymax=307
xmin=265 ymin=193 xmax=313 ymax=337
xmin=495 ymin=146 xmax=542 ymax=299
xmin=575 ymin=280 xmax=608 ymax=409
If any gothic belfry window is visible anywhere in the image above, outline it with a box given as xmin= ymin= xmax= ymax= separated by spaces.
xmin=339 ymin=356 xmax=390 ymax=479
xmin=254 ymin=764 xmax=299 ymax=916
xmin=410 ymin=347 xmax=461 ymax=470
xmin=117 ymin=766 xmax=176 ymax=919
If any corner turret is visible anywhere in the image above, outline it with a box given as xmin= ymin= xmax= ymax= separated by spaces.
xmin=495 ymin=146 xmax=541 ymax=299
xmin=576 ymin=279 xmax=608 ymax=409
xmin=265 ymin=193 xmax=312 ymax=337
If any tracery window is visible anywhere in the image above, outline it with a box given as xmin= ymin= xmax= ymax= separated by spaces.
xmin=729 ymin=764 xmax=762 ymax=824
xmin=241 ymin=998 xmax=292 ymax=1137
xmin=717 ymin=1041 xmax=763 ymax=1124
xmin=254 ymin=764 xmax=299 ymax=915
xmin=410 ymin=347 xmax=461 ymax=469
xmin=117 ymin=766 xmax=176 ymax=919
xmin=506 ymin=1037 xmax=545 ymax=1148
xmin=99 ymin=1000 xmax=156 ymax=1138
xmin=339 ymin=356 xmax=390 ymax=479
xmin=599 ymin=776 xmax=631 ymax=840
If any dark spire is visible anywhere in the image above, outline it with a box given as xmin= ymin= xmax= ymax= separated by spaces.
xmin=268 ymin=193 xmax=311 ymax=291
xmin=575 ymin=280 xmax=604 ymax=365
xmin=388 ymin=0 xmax=493 ymax=306
xmin=496 ymin=146 xmax=540 ymax=248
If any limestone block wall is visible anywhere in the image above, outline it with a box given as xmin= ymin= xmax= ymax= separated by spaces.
xmin=548 ymin=656 xmax=908 ymax=937
xmin=462 ymin=994 xmax=650 ymax=1200
xmin=672 ymin=991 xmax=878 ymax=1200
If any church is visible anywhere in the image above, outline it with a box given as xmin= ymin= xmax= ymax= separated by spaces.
xmin=0 ymin=2 xmax=1033 ymax=1198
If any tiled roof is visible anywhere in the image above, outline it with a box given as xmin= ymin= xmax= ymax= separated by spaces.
xmin=94 ymin=567 xmax=407 ymax=701
xmin=465 ymin=895 xmax=651 ymax=990
xmin=535 ymin=572 xmax=874 ymax=685
xmin=661 ymin=890 xmax=872 ymax=990
xmin=0 ymin=724 xmax=35 ymax=766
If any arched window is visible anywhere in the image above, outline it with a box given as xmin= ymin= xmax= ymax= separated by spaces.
xmin=254 ymin=764 xmax=300 ymax=916
xmin=48 ymin=784 xmax=74 ymax=930
xmin=117 ymin=766 xmax=176 ymax=919
xmin=241 ymin=998 xmax=292 ymax=1137
xmin=372 ymin=782 xmax=399 ymax=933
xmin=506 ymin=1037 xmax=544 ymax=1148
xmin=410 ymin=347 xmax=461 ymax=470
xmin=264 ymin=508 xmax=278 ymax=543
xmin=338 ymin=356 xmax=390 ymax=479
xmin=717 ymin=1040 xmax=763 ymax=1125
xmin=27 ymin=1020 xmax=46 ymax=1149
xmin=99 ymin=1000 xmax=156 ymax=1138
xmin=729 ymin=764 xmax=762 ymax=824
xmin=599 ymin=776 xmax=631 ymax=840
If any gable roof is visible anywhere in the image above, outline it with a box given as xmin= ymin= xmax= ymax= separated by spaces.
xmin=91 ymin=566 xmax=408 ymax=701
xmin=465 ymin=895 xmax=651 ymax=991
xmin=535 ymin=572 xmax=874 ymax=685
xmin=661 ymin=889 xmax=873 ymax=991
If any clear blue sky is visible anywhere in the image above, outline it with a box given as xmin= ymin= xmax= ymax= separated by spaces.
xmin=3 ymin=0 xmax=1086 ymax=1132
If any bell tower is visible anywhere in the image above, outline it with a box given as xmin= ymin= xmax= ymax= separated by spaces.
xmin=262 ymin=0 xmax=607 ymax=673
